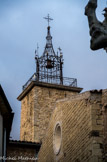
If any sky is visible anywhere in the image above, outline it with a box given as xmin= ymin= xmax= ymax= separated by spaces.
xmin=0 ymin=0 xmax=107 ymax=140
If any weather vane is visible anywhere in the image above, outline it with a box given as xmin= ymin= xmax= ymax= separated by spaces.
xmin=44 ymin=14 xmax=53 ymax=26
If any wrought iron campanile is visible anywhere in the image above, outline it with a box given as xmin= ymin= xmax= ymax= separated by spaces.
xmin=35 ymin=14 xmax=63 ymax=85
xmin=22 ymin=15 xmax=77 ymax=90
xmin=18 ymin=15 xmax=82 ymax=145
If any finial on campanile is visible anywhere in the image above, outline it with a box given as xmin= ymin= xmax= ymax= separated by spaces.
xmin=44 ymin=14 xmax=53 ymax=27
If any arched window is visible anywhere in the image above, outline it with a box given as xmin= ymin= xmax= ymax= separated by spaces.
xmin=53 ymin=122 xmax=62 ymax=155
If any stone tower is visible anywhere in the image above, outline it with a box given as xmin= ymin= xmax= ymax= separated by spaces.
xmin=17 ymin=15 xmax=82 ymax=143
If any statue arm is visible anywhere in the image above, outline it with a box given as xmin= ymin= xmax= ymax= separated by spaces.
xmin=85 ymin=0 xmax=99 ymax=27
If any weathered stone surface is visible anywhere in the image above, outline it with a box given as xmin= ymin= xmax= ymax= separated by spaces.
xmin=38 ymin=91 xmax=105 ymax=162
xmin=6 ymin=140 xmax=40 ymax=162
xmin=102 ymin=90 xmax=107 ymax=161
xmin=19 ymin=82 xmax=78 ymax=143
xmin=18 ymin=80 xmax=107 ymax=161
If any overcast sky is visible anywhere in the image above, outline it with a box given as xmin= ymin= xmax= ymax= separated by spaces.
xmin=0 ymin=0 xmax=107 ymax=140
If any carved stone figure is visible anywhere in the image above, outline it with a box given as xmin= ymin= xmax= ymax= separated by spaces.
xmin=85 ymin=0 xmax=107 ymax=51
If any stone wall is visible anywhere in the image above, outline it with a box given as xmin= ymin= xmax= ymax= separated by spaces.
xmin=38 ymin=91 xmax=104 ymax=162
xmin=20 ymin=83 xmax=78 ymax=143
xmin=20 ymin=88 xmax=35 ymax=142
xmin=102 ymin=90 xmax=107 ymax=161
xmin=6 ymin=140 xmax=40 ymax=162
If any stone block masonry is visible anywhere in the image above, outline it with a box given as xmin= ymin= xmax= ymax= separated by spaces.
xmin=6 ymin=140 xmax=41 ymax=162
xmin=38 ymin=90 xmax=105 ymax=162
xmin=17 ymin=81 xmax=82 ymax=143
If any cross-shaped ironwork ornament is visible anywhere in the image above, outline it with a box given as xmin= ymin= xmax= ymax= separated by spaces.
xmin=44 ymin=14 xmax=53 ymax=26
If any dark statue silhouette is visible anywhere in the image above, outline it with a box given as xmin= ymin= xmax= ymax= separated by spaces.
xmin=85 ymin=0 xmax=107 ymax=51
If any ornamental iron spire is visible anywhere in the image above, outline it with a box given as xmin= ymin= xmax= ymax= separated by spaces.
xmin=43 ymin=14 xmax=53 ymax=53
xmin=34 ymin=14 xmax=63 ymax=84
xmin=22 ymin=16 xmax=77 ymax=90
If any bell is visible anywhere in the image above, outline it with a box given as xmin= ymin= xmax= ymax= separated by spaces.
xmin=46 ymin=59 xmax=53 ymax=69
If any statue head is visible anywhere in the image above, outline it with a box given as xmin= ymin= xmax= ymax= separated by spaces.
xmin=85 ymin=0 xmax=107 ymax=51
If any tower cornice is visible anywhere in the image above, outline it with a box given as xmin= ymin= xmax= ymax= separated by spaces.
xmin=17 ymin=81 xmax=83 ymax=101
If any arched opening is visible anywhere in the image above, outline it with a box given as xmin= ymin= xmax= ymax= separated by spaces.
xmin=53 ymin=123 xmax=62 ymax=155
